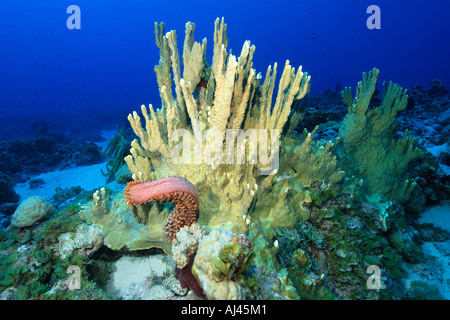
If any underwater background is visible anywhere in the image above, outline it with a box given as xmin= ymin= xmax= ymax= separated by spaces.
xmin=0 ymin=0 xmax=449 ymax=301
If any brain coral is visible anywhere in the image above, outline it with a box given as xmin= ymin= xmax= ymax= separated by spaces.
xmin=10 ymin=196 xmax=52 ymax=228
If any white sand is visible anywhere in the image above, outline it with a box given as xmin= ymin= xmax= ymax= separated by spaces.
xmin=402 ymin=205 xmax=450 ymax=299
xmin=14 ymin=162 xmax=109 ymax=201
xmin=14 ymin=129 xmax=118 ymax=202
xmin=105 ymin=255 xmax=175 ymax=298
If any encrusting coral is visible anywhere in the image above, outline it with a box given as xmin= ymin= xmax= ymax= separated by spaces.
xmin=57 ymin=223 xmax=105 ymax=259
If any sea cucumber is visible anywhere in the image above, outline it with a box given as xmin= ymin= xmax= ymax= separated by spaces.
xmin=124 ymin=177 xmax=199 ymax=242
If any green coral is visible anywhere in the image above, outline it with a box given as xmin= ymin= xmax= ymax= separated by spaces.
xmin=337 ymin=68 xmax=425 ymax=213
xmin=52 ymin=186 xmax=83 ymax=201
xmin=34 ymin=204 xmax=84 ymax=245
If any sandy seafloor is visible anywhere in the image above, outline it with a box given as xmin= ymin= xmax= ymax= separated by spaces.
xmin=12 ymin=129 xmax=450 ymax=300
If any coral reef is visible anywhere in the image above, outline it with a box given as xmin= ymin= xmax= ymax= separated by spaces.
xmin=73 ymin=18 xmax=448 ymax=300
xmin=0 ymin=134 xmax=104 ymax=184
xmin=0 ymin=204 xmax=113 ymax=300
xmin=0 ymin=172 xmax=20 ymax=227
xmin=114 ymin=19 xmax=351 ymax=276
xmin=124 ymin=17 xmax=312 ymax=239
xmin=0 ymin=171 xmax=20 ymax=205
xmin=2 ymin=17 xmax=447 ymax=302
xmin=86 ymin=186 xmax=172 ymax=253
xmin=427 ymin=79 xmax=449 ymax=97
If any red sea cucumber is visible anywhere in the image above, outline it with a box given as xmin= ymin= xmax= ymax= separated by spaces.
xmin=124 ymin=177 xmax=199 ymax=242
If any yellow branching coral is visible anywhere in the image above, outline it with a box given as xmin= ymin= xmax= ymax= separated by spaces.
xmin=85 ymin=17 xmax=351 ymax=263
xmin=284 ymin=126 xmax=345 ymax=188
xmin=125 ymin=17 xmax=312 ymax=232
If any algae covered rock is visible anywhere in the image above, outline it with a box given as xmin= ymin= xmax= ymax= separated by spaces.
xmin=192 ymin=229 xmax=253 ymax=300
xmin=58 ymin=223 xmax=105 ymax=259
xmin=10 ymin=196 xmax=52 ymax=228
xmin=387 ymin=229 xmax=424 ymax=263
xmin=406 ymin=281 xmax=445 ymax=300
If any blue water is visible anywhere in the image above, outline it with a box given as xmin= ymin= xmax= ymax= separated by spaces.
xmin=0 ymin=0 xmax=449 ymax=136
